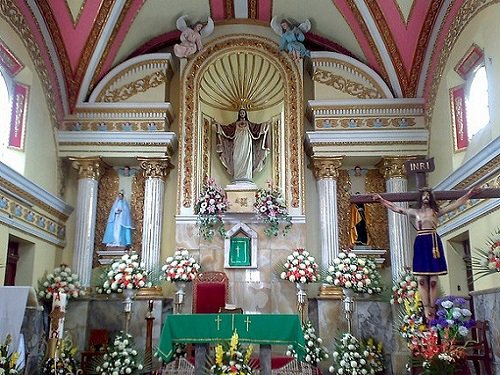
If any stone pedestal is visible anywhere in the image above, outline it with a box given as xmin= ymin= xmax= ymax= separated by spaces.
xmin=64 ymin=296 xmax=172 ymax=359
xmin=224 ymin=184 xmax=258 ymax=213
xmin=309 ymin=297 xmax=396 ymax=374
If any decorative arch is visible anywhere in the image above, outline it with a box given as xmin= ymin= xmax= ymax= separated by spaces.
xmin=177 ymin=34 xmax=304 ymax=215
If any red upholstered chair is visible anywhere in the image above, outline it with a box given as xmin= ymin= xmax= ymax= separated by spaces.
xmin=192 ymin=271 xmax=228 ymax=313
xmin=80 ymin=329 xmax=109 ymax=374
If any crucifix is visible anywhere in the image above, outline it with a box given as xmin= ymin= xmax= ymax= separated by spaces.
xmin=350 ymin=157 xmax=500 ymax=322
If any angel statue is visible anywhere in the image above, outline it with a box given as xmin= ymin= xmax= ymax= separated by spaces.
xmin=173 ymin=15 xmax=215 ymax=58
xmin=271 ymin=16 xmax=311 ymax=60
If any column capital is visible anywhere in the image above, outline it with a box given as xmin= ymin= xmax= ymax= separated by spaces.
xmin=69 ymin=157 xmax=106 ymax=180
xmin=309 ymin=156 xmax=343 ymax=180
xmin=138 ymin=157 xmax=174 ymax=180
xmin=378 ymin=156 xmax=411 ymax=180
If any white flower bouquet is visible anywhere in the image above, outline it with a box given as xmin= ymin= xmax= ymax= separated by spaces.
xmin=328 ymin=333 xmax=375 ymax=375
xmin=472 ymin=227 xmax=500 ymax=279
xmin=95 ymin=332 xmax=143 ymax=375
xmin=37 ymin=264 xmax=84 ymax=301
xmin=254 ymin=183 xmax=292 ymax=237
xmin=194 ymin=178 xmax=229 ymax=240
xmin=162 ymin=249 xmax=201 ymax=282
xmin=326 ymin=251 xmax=382 ymax=294
xmin=280 ymin=248 xmax=319 ymax=284
xmin=286 ymin=321 xmax=329 ymax=366
xmin=96 ymin=252 xmax=150 ymax=294
xmin=390 ymin=268 xmax=418 ymax=305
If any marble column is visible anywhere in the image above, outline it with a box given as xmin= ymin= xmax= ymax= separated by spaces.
xmin=309 ymin=156 xmax=343 ymax=270
xmin=70 ymin=157 xmax=106 ymax=287
xmin=380 ymin=157 xmax=413 ymax=278
xmin=138 ymin=157 xmax=174 ymax=271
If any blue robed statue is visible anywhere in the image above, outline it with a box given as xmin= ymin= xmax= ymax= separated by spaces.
xmin=102 ymin=191 xmax=134 ymax=247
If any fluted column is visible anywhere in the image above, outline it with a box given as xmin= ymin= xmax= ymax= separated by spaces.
xmin=379 ymin=157 xmax=413 ymax=278
xmin=138 ymin=157 xmax=174 ymax=271
xmin=70 ymin=157 xmax=106 ymax=287
xmin=309 ymin=156 xmax=343 ymax=270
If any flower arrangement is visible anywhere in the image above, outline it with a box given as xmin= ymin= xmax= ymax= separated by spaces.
xmin=95 ymin=332 xmax=143 ymax=375
xmin=472 ymin=227 xmax=500 ymax=279
xmin=430 ymin=296 xmax=474 ymax=339
xmin=397 ymin=291 xmax=426 ymax=343
xmin=0 ymin=334 xmax=23 ymax=375
xmin=162 ymin=249 xmax=201 ymax=282
xmin=409 ymin=329 xmax=466 ymax=375
xmin=194 ymin=178 xmax=229 ymax=240
xmin=286 ymin=321 xmax=329 ymax=366
xmin=41 ymin=336 xmax=79 ymax=375
xmin=37 ymin=264 xmax=84 ymax=302
xmin=211 ymin=330 xmax=255 ymax=375
xmin=280 ymin=248 xmax=319 ymax=284
xmin=361 ymin=337 xmax=385 ymax=374
xmin=96 ymin=252 xmax=150 ymax=294
xmin=390 ymin=268 xmax=418 ymax=305
xmin=326 ymin=251 xmax=382 ymax=294
xmin=328 ymin=333 xmax=375 ymax=375
xmin=254 ymin=183 xmax=292 ymax=237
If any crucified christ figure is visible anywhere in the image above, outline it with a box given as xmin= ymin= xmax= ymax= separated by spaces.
xmin=372 ymin=186 xmax=480 ymax=321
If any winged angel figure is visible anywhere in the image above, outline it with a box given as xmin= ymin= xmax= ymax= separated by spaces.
xmin=173 ymin=15 xmax=215 ymax=58
xmin=270 ymin=16 xmax=311 ymax=60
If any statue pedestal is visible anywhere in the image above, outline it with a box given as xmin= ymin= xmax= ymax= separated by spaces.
xmin=224 ymin=184 xmax=258 ymax=213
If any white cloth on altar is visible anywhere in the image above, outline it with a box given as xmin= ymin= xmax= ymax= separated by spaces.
xmin=0 ymin=286 xmax=36 ymax=351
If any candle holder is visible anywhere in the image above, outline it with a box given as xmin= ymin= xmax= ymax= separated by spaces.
xmin=342 ymin=288 xmax=355 ymax=334
xmin=174 ymin=281 xmax=187 ymax=314
xmin=296 ymin=283 xmax=308 ymax=323
xmin=123 ymin=289 xmax=137 ymax=334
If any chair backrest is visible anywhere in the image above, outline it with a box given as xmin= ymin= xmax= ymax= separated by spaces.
xmin=219 ymin=306 xmax=243 ymax=314
xmin=192 ymin=271 xmax=228 ymax=313
xmin=88 ymin=329 xmax=109 ymax=351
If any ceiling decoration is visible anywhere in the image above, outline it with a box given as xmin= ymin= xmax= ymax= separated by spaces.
xmin=199 ymin=51 xmax=284 ymax=111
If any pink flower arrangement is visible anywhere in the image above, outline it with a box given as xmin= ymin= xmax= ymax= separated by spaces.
xmin=280 ymin=248 xmax=319 ymax=283
xmin=162 ymin=249 xmax=201 ymax=282
xmin=391 ymin=268 xmax=418 ymax=305
xmin=472 ymin=227 xmax=500 ymax=279
xmin=254 ymin=183 xmax=292 ymax=237
xmin=194 ymin=178 xmax=229 ymax=240
xmin=37 ymin=264 xmax=84 ymax=301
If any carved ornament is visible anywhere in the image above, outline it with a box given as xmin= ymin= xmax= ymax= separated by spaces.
xmin=309 ymin=156 xmax=343 ymax=180
xmin=98 ymin=70 xmax=168 ymax=102
xmin=379 ymin=157 xmax=410 ymax=180
xmin=70 ymin=157 xmax=106 ymax=180
xmin=138 ymin=157 xmax=174 ymax=180
xmin=312 ymin=69 xmax=382 ymax=99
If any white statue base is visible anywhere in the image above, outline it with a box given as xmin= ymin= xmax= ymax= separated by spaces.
xmin=225 ymin=183 xmax=258 ymax=213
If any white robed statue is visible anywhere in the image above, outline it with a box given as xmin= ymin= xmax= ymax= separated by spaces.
xmin=215 ymin=109 xmax=270 ymax=184
xmin=102 ymin=191 xmax=133 ymax=247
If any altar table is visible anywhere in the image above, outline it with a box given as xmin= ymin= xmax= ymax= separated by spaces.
xmin=156 ymin=314 xmax=306 ymax=375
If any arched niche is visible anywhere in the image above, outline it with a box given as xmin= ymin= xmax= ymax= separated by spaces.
xmin=176 ymin=34 xmax=304 ymax=216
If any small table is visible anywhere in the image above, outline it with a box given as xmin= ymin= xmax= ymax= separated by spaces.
xmin=156 ymin=314 xmax=306 ymax=375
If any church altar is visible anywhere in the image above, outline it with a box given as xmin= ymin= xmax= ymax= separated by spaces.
xmin=157 ymin=314 xmax=305 ymax=375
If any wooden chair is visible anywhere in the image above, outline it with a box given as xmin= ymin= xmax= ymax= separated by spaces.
xmin=218 ymin=306 xmax=243 ymax=314
xmin=464 ymin=320 xmax=493 ymax=375
xmin=80 ymin=329 xmax=109 ymax=374
xmin=192 ymin=271 xmax=228 ymax=313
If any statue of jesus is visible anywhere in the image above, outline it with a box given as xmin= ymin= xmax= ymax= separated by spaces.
xmin=215 ymin=109 xmax=270 ymax=184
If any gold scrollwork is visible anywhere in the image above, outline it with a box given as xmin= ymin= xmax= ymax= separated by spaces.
xmin=98 ymin=70 xmax=168 ymax=102
xmin=70 ymin=157 xmax=107 ymax=180
xmin=365 ymin=169 xmax=389 ymax=253
xmin=379 ymin=157 xmax=410 ymax=180
xmin=337 ymin=169 xmax=351 ymax=250
xmin=138 ymin=157 xmax=174 ymax=180
xmin=93 ymin=168 xmax=119 ymax=266
xmin=309 ymin=156 xmax=343 ymax=180
xmin=312 ymin=69 xmax=382 ymax=99
xmin=131 ymin=170 xmax=145 ymax=256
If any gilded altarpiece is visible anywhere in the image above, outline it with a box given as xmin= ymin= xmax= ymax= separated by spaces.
xmin=176 ymin=34 xmax=305 ymax=216
xmin=337 ymin=170 xmax=351 ymax=250
xmin=131 ymin=171 xmax=145 ymax=254
xmin=364 ymin=169 xmax=389 ymax=258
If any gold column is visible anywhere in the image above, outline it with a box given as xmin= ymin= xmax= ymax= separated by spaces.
xmin=137 ymin=157 xmax=174 ymax=270
xmin=69 ymin=157 xmax=107 ymax=287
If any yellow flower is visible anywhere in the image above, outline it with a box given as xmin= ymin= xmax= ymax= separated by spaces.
xmin=244 ymin=344 xmax=253 ymax=363
xmin=230 ymin=330 xmax=239 ymax=356
xmin=215 ymin=345 xmax=223 ymax=366
xmin=10 ymin=352 xmax=19 ymax=368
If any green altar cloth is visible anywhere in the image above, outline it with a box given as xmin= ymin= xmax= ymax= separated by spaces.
xmin=156 ymin=314 xmax=306 ymax=362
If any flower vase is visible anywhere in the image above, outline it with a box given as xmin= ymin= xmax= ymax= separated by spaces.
xmin=122 ymin=288 xmax=137 ymax=334
xmin=174 ymin=281 xmax=187 ymax=314
xmin=342 ymin=287 xmax=355 ymax=334
xmin=296 ymin=283 xmax=308 ymax=323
